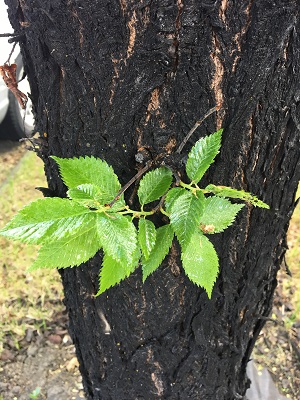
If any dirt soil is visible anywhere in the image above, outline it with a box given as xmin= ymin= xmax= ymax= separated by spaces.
xmin=0 ymin=310 xmax=84 ymax=400
xmin=0 ymin=142 xmax=299 ymax=400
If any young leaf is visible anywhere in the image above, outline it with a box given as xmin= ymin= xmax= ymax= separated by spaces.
xmin=138 ymin=219 xmax=156 ymax=260
xmin=199 ymin=196 xmax=244 ymax=234
xmin=137 ymin=167 xmax=173 ymax=205
xmin=67 ymin=183 xmax=104 ymax=209
xmin=97 ymin=247 xmax=140 ymax=295
xmin=169 ymin=191 xmax=205 ymax=251
xmin=181 ymin=232 xmax=219 ymax=298
xmin=164 ymin=187 xmax=186 ymax=214
xmin=68 ymin=183 xmax=125 ymax=210
xmin=186 ymin=129 xmax=223 ymax=183
xmin=51 ymin=156 xmax=121 ymax=204
xmin=205 ymin=184 xmax=270 ymax=209
xmin=142 ymin=224 xmax=174 ymax=281
xmin=96 ymin=213 xmax=137 ymax=265
xmin=0 ymin=198 xmax=91 ymax=244
xmin=28 ymin=216 xmax=100 ymax=270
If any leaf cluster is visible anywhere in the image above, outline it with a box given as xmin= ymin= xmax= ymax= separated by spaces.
xmin=0 ymin=129 xmax=269 ymax=298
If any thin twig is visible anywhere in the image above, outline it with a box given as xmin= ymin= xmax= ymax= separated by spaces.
xmin=5 ymin=42 xmax=17 ymax=65
xmin=176 ymin=104 xmax=221 ymax=154
xmin=151 ymin=193 xmax=167 ymax=214
xmin=8 ymin=35 xmax=25 ymax=44
xmin=0 ymin=33 xmax=18 ymax=37
xmin=108 ymin=161 xmax=153 ymax=208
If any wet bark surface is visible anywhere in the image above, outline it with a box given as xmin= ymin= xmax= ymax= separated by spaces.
xmin=5 ymin=0 xmax=300 ymax=399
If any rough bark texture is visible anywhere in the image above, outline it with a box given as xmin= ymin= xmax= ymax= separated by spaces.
xmin=5 ymin=0 xmax=300 ymax=399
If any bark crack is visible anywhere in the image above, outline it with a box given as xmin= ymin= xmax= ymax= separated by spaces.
xmin=172 ymin=0 xmax=184 ymax=74
xmin=148 ymin=348 xmax=165 ymax=397
xmin=109 ymin=5 xmax=142 ymax=105
xmin=232 ymin=0 xmax=254 ymax=72
xmin=126 ymin=10 xmax=137 ymax=59
xmin=210 ymin=32 xmax=224 ymax=129
xmin=109 ymin=58 xmax=121 ymax=105
xmin=219 ymin=0 xmax=228 ymax=25
xmin=145 ymin=88 xmax=161 ymax=124
xmin=67 ymin=3 xmax=85 ymax=48
xmin=119 ymin=0 xmax=126 ymax=16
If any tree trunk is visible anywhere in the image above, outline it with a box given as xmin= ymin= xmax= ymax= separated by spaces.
xmin=6 ymin=0 xmax=300 ymax=398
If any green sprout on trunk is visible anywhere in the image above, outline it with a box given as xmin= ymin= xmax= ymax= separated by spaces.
xmin=0 ymin=129 xmax=269 ymax=298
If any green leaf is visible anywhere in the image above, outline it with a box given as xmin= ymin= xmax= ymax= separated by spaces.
xmin=97 ymin=247 xmax=140 ymax=295
xmin=186 ymin=129 xmax=223 ymax=183
xmin=96 ymin=213 xmax=137 ymax=265
xmin=181 ymin=232 xmax=219 ymax=298
xmin=28 ymin=215 xmax=100 ymax=270
xmin=199 ymin=196 xmax=244 ymax=234
xmin=68 ymin=183 xmax=125 ymax=211
xmin=67 ymin=183 xmax=104 ymax=209
xmin=169 ymin=191 xmax=205 ymax=251
xmin=0 ymin=198 xmax=91 ymax=244
xmin=142 ymin=224 xmax=174 ymax=281
xmin=137 ymin=167 xmax=173 ymax=205
xmin=164 ymin=187 xmax=186 ymax=214
xmin=205 ymin=184 xmax=270 ymax=209
xmin=138 ymin=219 xmax=156 ymax=260
xmin=51 ymin=156 xmax=121 ymax=204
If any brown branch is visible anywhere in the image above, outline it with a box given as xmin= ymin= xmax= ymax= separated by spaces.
xmin=5 ymin=42 xmax=17 ymax=65
xmin=176 ymin=104 xmax=221 ymax=154
xmin=108 ymin=161 xmax=153 ymax=208
xmin=151 ymin=193 xmax=167 ymax=214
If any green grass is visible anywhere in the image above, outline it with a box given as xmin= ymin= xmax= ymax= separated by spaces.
xmin=286 ymin=185 xmax=300 ymax=269
xmin=0 ymin=152 xmax=64 ymax=350
xmin=284 ymin=185 xmax=300 ymax=324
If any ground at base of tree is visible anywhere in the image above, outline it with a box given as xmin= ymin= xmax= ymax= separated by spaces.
xmin=0 ymin=308 xmax=85 ymax=400
xmin=252 ymin=269 xmax=300 ymax=399
xmin=0 ymin=299 xmax=298 ymax=400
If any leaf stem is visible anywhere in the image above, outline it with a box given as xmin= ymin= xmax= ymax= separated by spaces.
xmin=179 ymin=181 xmax=207 ymax=197
xmin=160 ymin=207 xmax=169 ymax=217
xmin=117 ymin=208 xmax=154 ymax=218
xmin=179 ymin=181 xmax=189 ymax=189
xmin=179 ymin=181 xmax=195 ymax=191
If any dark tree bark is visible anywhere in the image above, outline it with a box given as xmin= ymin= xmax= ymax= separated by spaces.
xmin=5 ymin=0 xmax=300 ymax=399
